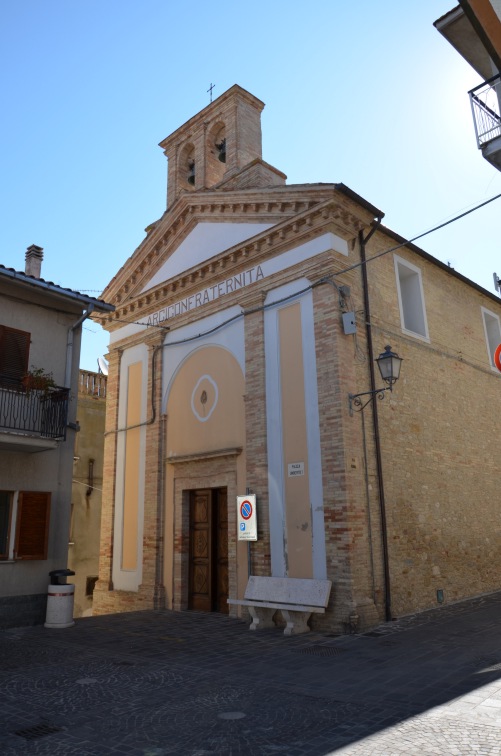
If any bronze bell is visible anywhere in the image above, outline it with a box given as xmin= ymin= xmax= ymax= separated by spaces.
xmin=216 ymin=139 xmax=226 ymax=163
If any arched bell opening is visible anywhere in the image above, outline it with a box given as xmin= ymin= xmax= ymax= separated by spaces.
xmin=178 ymin=143 xmax=196 ymax=192
xmin=206 ymin=122 xmax=227 ymax=187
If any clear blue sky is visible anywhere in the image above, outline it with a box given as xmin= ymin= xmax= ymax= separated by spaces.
xmin=2 ymin=1 xmax=500 ymax=370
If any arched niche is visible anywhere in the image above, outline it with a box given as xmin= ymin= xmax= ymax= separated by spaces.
xmin=166 ymin=345 xmax=245 ymax=457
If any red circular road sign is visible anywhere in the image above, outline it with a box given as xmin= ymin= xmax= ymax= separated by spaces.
xmin=495 ymin=344 xmax=501 ymax=372
xmin=240 ymin=500 xmax=253 ymax=520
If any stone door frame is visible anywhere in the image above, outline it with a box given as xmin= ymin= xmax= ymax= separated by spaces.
xmin=169 ymin=452 xmax=241 ymax=612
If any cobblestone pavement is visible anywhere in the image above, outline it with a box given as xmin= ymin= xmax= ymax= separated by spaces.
xmin=1 ymin=591 xmax=501 ymax=754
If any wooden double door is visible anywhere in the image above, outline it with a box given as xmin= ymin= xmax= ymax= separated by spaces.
xmin=188 ymin=488 xmax=228 ymax=613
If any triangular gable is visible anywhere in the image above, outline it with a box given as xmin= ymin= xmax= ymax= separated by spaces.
xmin=141 ymin=221 xmax=273 ymax=293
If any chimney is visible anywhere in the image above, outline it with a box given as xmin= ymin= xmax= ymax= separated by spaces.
xmin=25 ymin=245 xmax=44 ymax=279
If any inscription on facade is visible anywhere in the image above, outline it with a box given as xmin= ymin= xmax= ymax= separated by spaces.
xmin=144 ymin=265 xmax=265 ymax=327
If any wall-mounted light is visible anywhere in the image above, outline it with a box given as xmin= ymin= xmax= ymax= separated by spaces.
xmin=349 ymin=345 xmax=403 ymax=415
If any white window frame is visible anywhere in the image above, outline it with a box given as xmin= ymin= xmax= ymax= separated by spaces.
xmin=394 ymin=255 xmax=430 ymax=341
xmin=481 ymin=306 xmax=501 ymax=370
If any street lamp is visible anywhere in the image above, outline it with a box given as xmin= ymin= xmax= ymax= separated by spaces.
xmin=349 ymin=345 xmax=403 ymax=415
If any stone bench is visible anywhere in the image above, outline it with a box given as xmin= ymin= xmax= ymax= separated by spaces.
xmin=227 ymin=575 xmax=332 ymax=636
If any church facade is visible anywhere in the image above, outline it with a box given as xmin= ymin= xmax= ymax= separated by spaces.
xmin=93 ymin=85 xmax=501 ymax=632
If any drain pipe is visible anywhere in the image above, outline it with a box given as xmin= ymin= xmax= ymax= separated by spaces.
xmin=358 ymin=222 xmax=393 ymax=623
xmin=65 ymin=306 xmax=95 ymax=388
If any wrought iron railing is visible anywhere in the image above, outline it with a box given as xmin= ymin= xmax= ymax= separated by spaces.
xmin=0 ymin=379 xmax=69 ymax=440
xmin=469 ymin=73 xmax=501 ymax=148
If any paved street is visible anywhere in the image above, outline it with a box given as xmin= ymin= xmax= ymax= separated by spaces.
xmin=1 ymin=592 xmax=501 ymax=755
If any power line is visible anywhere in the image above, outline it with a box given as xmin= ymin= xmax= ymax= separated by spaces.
xmin=334 ymin=191 xmax=501 ymax=278
xmin=72 ymin=479 xmax=103 ymax=493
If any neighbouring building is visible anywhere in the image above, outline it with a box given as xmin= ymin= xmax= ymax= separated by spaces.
xmin=68 ymin=369 xmax=107 ymax=618
xmin=93 ymin=85 xmax=501 ymax=632
xmin=0 ymin=247 xmax=113 ymax=628
xmin=435 ymin=0 xmax=501 ymax=170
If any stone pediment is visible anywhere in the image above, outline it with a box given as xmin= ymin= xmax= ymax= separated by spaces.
xmin=98 ymin=187 xmax=377 ymax=336
xmin=101 ymin=184 xmax=343 ymax=305
xmin=140 ymin=221 xmax=274 ymax=294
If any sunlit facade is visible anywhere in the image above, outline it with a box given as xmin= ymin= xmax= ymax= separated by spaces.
xmin=93 ymin=86 xmax=501 ymax=633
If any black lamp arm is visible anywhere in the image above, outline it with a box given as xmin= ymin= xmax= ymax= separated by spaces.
xmin=348 ymin=385 xmax=392 ymax=415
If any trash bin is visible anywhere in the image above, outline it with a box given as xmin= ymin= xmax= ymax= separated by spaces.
xmin=45 ymin=569 xmax=76 ymax=629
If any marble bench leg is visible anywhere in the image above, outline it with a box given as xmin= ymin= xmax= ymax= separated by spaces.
xmin=248 ymin=606 xmax=276 ymax=630
xmin=281 ymin=610 xmax=312 ymax=636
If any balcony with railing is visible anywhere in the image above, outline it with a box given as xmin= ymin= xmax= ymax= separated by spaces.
xmin=0 ymin=376 xmax=70 ymax=452
xmin=469 ymin=73 xmax=501 ymax=170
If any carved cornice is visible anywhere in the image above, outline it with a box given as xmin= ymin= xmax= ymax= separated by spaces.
xmin=105 ymin=192 xmax=332 ymax=304
xmin=95 ymin=186 xmax=371 ymax=330
xmin=167 ymin=446 xmax=243 ymax=464
xmin=97 ymin=195 xmax=368 ymax=332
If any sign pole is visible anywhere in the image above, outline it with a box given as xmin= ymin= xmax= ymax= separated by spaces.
xmin=237 ymin=491 xmax=257 ymax=578
xmin=246 ymin=487 xmax=252 ymax=578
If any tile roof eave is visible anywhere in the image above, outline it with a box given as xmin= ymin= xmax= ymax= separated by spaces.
xmin=0 ymin=264 xmax=115 ymax=312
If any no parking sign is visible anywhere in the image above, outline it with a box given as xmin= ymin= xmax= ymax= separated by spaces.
xmin=237 ymin=495 xmax=257 ymax=541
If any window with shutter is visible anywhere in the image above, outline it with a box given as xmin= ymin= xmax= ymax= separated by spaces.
xmin=15 ymin=491 xmax=50 ymax=560
xmin=0 ymin=491 xmax=13 ymax=559
xmin=0 ymin=325 xmax=31 ymax=388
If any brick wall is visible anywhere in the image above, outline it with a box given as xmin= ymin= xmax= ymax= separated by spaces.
xmin=358 ymin=231 xmax=501 ymax=618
